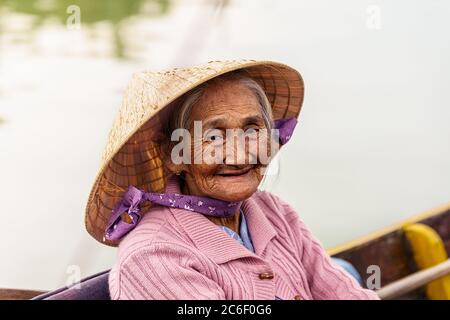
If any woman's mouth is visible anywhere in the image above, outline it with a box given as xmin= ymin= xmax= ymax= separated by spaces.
xmin=216 ymin=166 xmax=254 ymax=177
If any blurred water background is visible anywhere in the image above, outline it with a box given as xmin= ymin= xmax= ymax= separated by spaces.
xmin=0 ymin=0 xmax=449 ymax=290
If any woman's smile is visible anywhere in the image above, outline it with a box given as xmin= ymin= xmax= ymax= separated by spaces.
xmin=216 ymin=165 xmax=254 ymax=177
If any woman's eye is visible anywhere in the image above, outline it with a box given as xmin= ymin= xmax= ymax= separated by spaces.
xmin=204 ymin=130 xmax=223 ymax=143
xmin=245 ymin=128 xmax=260 ymax=137
xmin=208 ymin=135 xmax=220 ymax=141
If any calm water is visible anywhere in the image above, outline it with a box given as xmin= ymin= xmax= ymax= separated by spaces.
xmin=1 ymin=0 xmax=449 ymax=290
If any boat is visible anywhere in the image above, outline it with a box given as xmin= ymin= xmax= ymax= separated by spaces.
xmin=328 ymin=202 xmax=450 ymax=299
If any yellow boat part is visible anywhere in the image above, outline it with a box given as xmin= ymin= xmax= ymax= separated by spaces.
xmin=403 ymin=223 xmax=450 ymax=300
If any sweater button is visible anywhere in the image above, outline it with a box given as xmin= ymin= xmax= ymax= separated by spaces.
xmin=258 ymin=272 xmax=274 ymax=280
xmin=293 ymin=295 xmax=301 ymax=300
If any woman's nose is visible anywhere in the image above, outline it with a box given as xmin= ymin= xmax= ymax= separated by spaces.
xmin=223 ymin=130 xmax=256 ymax=165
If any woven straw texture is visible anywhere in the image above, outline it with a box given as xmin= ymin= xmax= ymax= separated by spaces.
xmin=85 ymin=59 xmax=305 ymax=246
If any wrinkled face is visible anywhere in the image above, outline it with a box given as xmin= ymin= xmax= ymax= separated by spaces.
xmin=171 ymin=79 xmax=271 ymax=202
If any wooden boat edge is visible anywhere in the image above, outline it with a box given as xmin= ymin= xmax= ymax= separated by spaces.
xmin=327 ymin=201 xmax=450 ymax=256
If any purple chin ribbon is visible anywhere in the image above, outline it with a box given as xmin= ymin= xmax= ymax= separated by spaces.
xmin=104 ymin=117 xmax=298 ymax=241
xmin=105 ymin=186 xmax=242 ymax=241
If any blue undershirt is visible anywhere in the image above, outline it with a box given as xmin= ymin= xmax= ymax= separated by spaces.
xmin=218 ymin=208 xmax=255 ymax=252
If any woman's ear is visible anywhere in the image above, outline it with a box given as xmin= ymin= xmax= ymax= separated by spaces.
xmin=158 ymin=141 xmax=186 ymax=175
xmin=165 ymin=159 xmax=185 ymax=176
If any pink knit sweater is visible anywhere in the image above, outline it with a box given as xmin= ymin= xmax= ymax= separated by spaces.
xmin=109 ymin=179 xmax=379 ymax=300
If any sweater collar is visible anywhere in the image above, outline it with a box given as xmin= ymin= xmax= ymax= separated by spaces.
xmin=168 ymin=177 xmax=277 ymax=264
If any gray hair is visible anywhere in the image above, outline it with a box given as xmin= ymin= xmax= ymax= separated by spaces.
xmin=169 ymin=70 xmax=273 ymax=133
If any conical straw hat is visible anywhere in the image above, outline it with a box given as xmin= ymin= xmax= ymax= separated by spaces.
xmin=85 ymin=59 xmax=305 ymax=246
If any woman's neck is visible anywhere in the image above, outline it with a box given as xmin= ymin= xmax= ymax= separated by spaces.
xmin=207 ymin=210 xmax=241 ymax=234
xmin=180 ymin=176 xmax=241 ymax=234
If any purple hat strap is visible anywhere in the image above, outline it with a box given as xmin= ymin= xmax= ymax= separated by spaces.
xmin=105 ymin=186 xmax=242 ymax=241
xmin=273 ymin=117 xmax=297 ymax=145
xmin=104 ymin=117 xmax=298 ymax=241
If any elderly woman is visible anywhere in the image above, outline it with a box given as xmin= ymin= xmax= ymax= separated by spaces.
xmin=85 ymin=60 xmax=379 ymax=300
